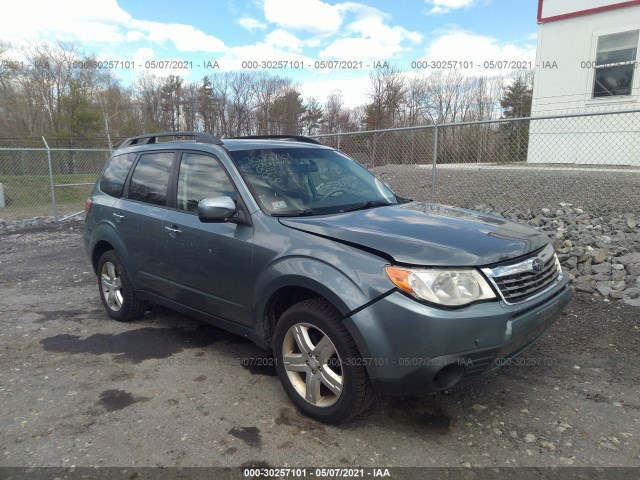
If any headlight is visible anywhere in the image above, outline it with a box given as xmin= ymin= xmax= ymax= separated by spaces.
xmin=385 ymin=266 xmax=496 ymax=306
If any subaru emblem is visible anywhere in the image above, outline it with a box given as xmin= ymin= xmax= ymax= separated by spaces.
xmin=532 ymin=258 xmax=544 ymax=272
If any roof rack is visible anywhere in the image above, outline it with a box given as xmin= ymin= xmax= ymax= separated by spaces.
xmin=226 ymin=135 xmax=321 ymax=145
xmin=119 ymin=131 xmax=223 ymax=148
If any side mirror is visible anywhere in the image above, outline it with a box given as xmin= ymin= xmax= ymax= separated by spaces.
xmin=198 ymin=196 xmax=237 ymax=223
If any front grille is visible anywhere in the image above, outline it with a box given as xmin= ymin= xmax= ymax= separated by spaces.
xmin=483 ymin=244 xmax=562 ymax=304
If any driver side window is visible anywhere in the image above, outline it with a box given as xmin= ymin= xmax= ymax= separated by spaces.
xmin=177 ymin=152 xmax=236 ymax=213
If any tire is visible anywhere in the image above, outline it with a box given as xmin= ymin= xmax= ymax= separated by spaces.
xmin=273 ymin=298 xmax=374 ymax=424
xmin=97 ymin=250 xmax=147 ymax=322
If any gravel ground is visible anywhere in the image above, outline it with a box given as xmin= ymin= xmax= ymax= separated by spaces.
xmin=0 ymin=222 xmax=639 ymax=471
xmin=373 ymin=164 xmax=640 ymax=215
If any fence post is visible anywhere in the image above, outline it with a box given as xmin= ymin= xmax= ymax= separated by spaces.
xmin=431 ymin=125 xmax=438 ymax=203
xmin=42 ymin=136 xmax=57 ymax=221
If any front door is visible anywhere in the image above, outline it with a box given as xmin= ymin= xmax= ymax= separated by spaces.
xmin=163 ymin=151 xmax=254 ymax=325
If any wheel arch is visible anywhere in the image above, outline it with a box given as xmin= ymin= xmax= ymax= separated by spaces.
xmin=89 ymin=223 xmax=139 ymax=288
xmin=254 ymin=260 xmax=369 ymax=350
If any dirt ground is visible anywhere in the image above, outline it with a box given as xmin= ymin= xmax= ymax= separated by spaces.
xmin=0 ymin=221 xmax=639 ymax=471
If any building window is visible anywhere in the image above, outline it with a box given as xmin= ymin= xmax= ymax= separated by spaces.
xmin=593 ymin=30 xmax=639 ymax=98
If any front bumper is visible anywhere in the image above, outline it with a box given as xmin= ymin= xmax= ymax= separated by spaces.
xmin=343 ymin=275 xmax=573 ymax=396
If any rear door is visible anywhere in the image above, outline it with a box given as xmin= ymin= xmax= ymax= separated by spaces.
xmin=115 ymin=150 xmax=176 ymax=296
xmin=162 ymin=151 xmax=254 ymax=325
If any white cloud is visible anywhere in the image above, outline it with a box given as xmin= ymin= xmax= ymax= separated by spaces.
xmin=299 ymin=76 xmax=371 ymax=107
xmin=0 ymin=0 xmax=225 ymax=53
xmin=133 ymin=47 xmax=155 ymax=62
xmin=320 ymin=11 xmax=422 ymax=60
xmin=265 ymin=30 xmax=304 ymax=53
xmin=0 ymin=0 xmax=131 ymax=42
xmin=263 ymin=0 xmax=342 ymax=35
xmin=125 ymin=31 xmax=144 ymax=42
xmin=132 ymin=21 xmax=226 ymax=53
xmin=238 ymin=17 xmax=267 ymax=32
xmin=421 ymin=31 xmax=536 ymax=75
xmin=425 ymin=0 xmax=476 ymax=15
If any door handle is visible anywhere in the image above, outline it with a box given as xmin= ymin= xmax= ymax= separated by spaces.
xmin=164 ymin=225 xmax=182 ymax=235
xmin=112 ymin=212 xmax=124 ymax=222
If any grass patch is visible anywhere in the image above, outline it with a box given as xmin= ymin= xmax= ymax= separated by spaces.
xmin=0 ymin=173 xmax=97 ymax=219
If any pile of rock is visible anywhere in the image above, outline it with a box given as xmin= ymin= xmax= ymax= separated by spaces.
xmin=475 ymin=203 xmax=640 ymax=306
xmin=0 ymin=216 xmax=66 ymax=230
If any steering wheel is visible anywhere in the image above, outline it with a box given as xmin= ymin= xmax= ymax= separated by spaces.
xmin=318 ymin=189 xmax=348 ymax=201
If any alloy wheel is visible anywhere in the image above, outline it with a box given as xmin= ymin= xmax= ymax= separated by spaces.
xmin=100 ymin=261 xmax=123 ymax=312
xmin=281 ymin=322 xmax=344 ymax=407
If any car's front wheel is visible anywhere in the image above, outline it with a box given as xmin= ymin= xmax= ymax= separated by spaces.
xmin=97 ymin=250 xmax=147 ymax=321
xmin=273 ymin=298 xmax=374 ymax=424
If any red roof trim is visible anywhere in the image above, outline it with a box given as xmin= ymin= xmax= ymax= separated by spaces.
xmin=537 ymin=0 xmax=544 ymax=23
xmin=538 ymin=0 xmax=640 ymax=23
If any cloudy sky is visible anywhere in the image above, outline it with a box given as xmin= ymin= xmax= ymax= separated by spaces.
xmin=0 ymin=0 xmax=540 ymax=106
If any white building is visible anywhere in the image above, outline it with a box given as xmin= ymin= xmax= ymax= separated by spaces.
xmin=528 ymin=0 xmax=640 ymax=165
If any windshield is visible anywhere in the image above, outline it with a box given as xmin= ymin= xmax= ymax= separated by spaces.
xmin=229 ymin=147 xmax=397 ymax=215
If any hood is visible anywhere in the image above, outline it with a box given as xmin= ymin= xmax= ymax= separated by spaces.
xmin=279 ymin=202 xmax=549 ymax=266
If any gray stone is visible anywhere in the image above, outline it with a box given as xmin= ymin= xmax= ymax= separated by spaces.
xmin=596 ymin=285 xmax=613 ymax=296
xmin=578 ymin=262 xmax=593 ymax=276
xmin=575 ymin=284 xmax=595 ymax=294
xmin=573 ymin=275 xmax=592 ymax=284
xmin=611 ymin=281 xmax=626 ymax=291
xmin=628 ymin=218 xmax=637 ymax=229
xmin=601 ymin=442 xmax=618 ymax=451
xmin=592 ymin=262 xmax=612 ymax=274
xmin=564 ymin=256 xmax=578 ymax=270
xmin=611 ymin=269 xmax=626 ymax=282
xmin=571 ymin=247 xmax=585 ymax=257
xmin=627 ymin=264 xmax=640 ymax=276
xmin=610 ymin=290 xmax=625 ymax=299
xmin=623 ymin=297 xmax=640 ymax=307
xmin=622 ymin=288 xmax=640 ymax=299
xmin=617 ymin=253 xmax=640 ymax=265
xmin=591 ymin=249 xmax=608 ymax=264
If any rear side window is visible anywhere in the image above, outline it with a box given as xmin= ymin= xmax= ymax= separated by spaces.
xmin=99 ymin=153 xmax=136 ymax=198
xmin=128 ymin=152 xmax=174 ymax=206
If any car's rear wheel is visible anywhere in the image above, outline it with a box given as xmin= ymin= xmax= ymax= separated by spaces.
xmin=273 ymin=298 xmax=374 ymax=424
xmin=97 ymin=250 xmax=147 ymax=321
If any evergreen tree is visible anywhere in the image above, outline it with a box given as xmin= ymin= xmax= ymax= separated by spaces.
xmin=499 ymin=76 xmax=533 ymax=162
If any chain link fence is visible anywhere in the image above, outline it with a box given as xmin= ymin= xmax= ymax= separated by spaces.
xmin=0 ymin=142 xmax=110 ymax=221
xmin=315 ymin=109 xmax=640 ymax=216
xmin=0 ymin=110 xmax=638 ymax=222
